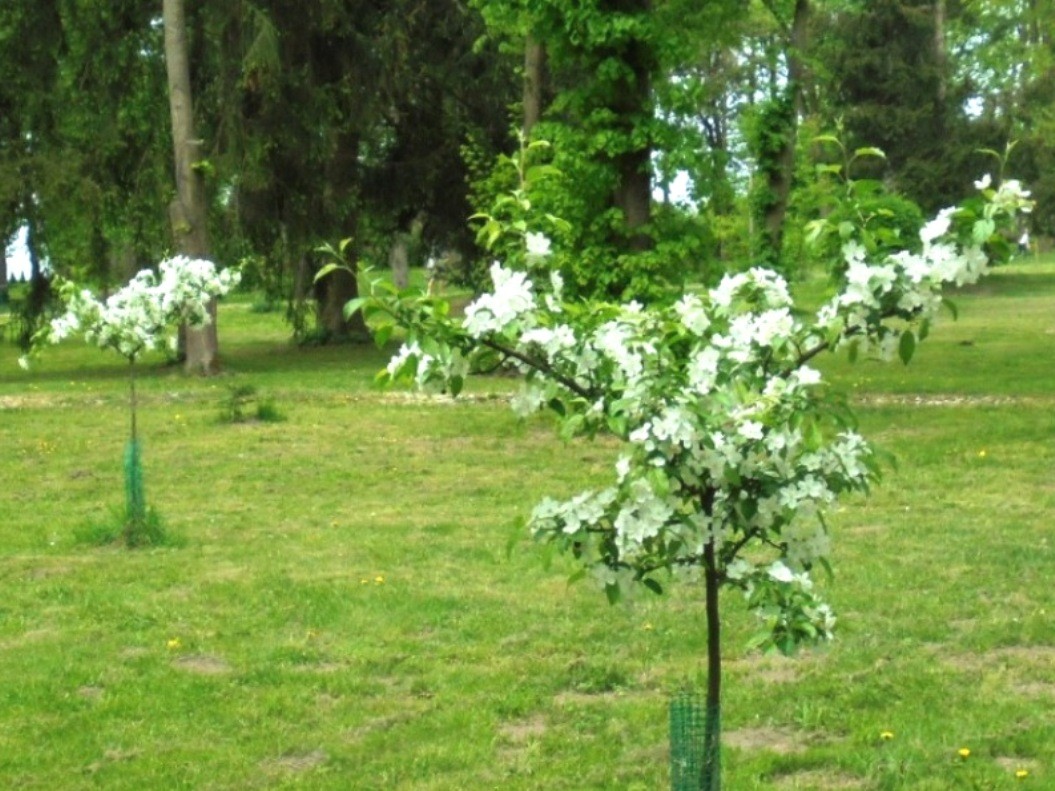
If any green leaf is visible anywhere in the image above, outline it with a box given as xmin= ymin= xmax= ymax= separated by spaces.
xmin=804 ymin=219 xmax=827 ymax=247
xmin=604 ymin=582 xmax=621 ymax=605
xmin=505 ymin=516 xmax=526 ymax=559
xmin=805 ymin=419 xmax=824 ymax=451
xmin=817 ymin=556 xmax=835 ymax=583
xmin=642 ymin=577 xmax=663 ymax=595
xmin=448 ymin=374 xmax=464 ymax=398
xmin=559 ymin=413 xmax=585 ymax=441
xmin=313 ymin=263 xmax=343 ymax=283
xmin=898 ymin=330 xmax=916 ymax=365
xmin=373 ymin=323 xmax=393 ymax=349
xmin=972 ymin=218 xmax=996 ymax=243
xmin=567 ymin=567 xmax=588 ymax=585
xmin=853 ymin=146 xmax=886 ymax=160
xmin=606 ymin=414 xmax=628 ymax=437
xmin=811 ymin=134 xmax=843 ymax=149
xmin=342 ymin=297 xmax=367 ymax=320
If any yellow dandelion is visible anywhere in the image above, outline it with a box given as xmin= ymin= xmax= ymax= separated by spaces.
xmin=374 ymin=575 xmax=385 ymax=585
xmin=1015 ymin=769 xmax=1029 ymax=780
xmin=978 ymin=450 xmax=987 ymax=458
xmin=166 ymin=637 xmax=182 ymax=650
xmin=879 ymin=731 xmax=894 ymax=741
xmin=958 ymin=747 xmax=971 ymax=759
xmin=642 ymin=622 xmax=654 ymax=631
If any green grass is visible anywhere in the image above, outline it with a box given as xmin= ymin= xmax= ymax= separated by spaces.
xmin=1 ymin=258 xmax=1053 ymax=789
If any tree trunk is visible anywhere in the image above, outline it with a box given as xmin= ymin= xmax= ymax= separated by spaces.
xmin=523 ymin=36 xmax=547 ymax=137
xmin=389 ymin=234 xmax=409 ymax=290
xmin=933 ymin=0 xmax=947 ymax=104
xmin=163 ymin=0 xmax=220 ymax=375
xmin=317 ymin=263 xmax=368 ymax=342
xmin=0 ymin=243 xmax=7 ymax=302
xmin=761 ymin=0 xmax=809 ymax=268
xmin=703 ymin=541 xmax=722 ymax=790
xmin=608 ymin=0 xmax=654 ymax=252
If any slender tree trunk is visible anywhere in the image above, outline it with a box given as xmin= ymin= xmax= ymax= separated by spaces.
xmin=163 ymin=0 xmax=220 ymax=375
xmin=389 ymin=233 xmax=410 ymax=290
xmin=0 ymin=243 xmax=7 ymax=302
xmin=523 ymin=35 xmax=547 ymax=138
xmin=701 ymin=486 xmax=722 ymax=790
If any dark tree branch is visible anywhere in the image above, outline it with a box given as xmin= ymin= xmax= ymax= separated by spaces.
xmin=478 ymin=336 xmax=597 ymax=401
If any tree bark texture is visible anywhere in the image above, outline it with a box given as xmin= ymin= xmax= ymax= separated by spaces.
xmin=933 ymin=0 xmax=947 ymax=104
xmin=317 ymin=264 xmax=368 ymax=342
xmin=606 ymin=0 xmax=654 ymax=252
xmin=762 ymin=0 xmax=809 ymax=265
xmin=523 ymin=36 xmax=547 ymax=137
xmin=164 ymin=0 xmax=220 ymax=375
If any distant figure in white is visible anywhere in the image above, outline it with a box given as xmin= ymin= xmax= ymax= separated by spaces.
xmin=1018 ymin=229 xmax=1030 ymax=255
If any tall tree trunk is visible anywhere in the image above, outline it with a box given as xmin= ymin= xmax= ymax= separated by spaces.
xmin=761 ymin=0 xmax=809 ymax=268
xmin=163 ymin=0 xmax=220 ymax=375
xmin=933 ymin=0 xmax=947 ymax=105
xmin=17 ymin=197 xmax=50 ymax=349
xmin=316 ymin=127 xmax=368 ymax=342
xmin=523 ymin=35 xmax=547 ymax=137
xmin=318 ymin=265 xmax=368 ymax=341
xmin=608 ymin=0 xmax=653 ymax=253
xmin=0 ymin=243 xmax=7 ymax=302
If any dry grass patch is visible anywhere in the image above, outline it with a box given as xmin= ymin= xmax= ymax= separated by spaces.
xmin=171 ymin=654 xmax=233 ymax=675
xmin=499 ymin=714 xmax=548 ymax=744
xmin=724 ymin=726 xmax=808 ymax=755
xmin=771 ymin=768 xmax=867 ymax=789
xmin=260 ymin=748 xmax=328 ymax=775
xmin=728 ymin=652 xmax=802 ymax=685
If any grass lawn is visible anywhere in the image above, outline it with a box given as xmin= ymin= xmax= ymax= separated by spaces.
xmin=0 ymin=257 xmax=1053 ymax=789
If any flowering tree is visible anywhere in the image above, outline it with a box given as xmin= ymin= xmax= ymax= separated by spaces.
xmin=22 ymin=256 xmax=240 ymax=544
xmin=360 ymin=175 xmax=1030 ymax=789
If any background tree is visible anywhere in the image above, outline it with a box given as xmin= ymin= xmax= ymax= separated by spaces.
xmin=164 ymin=0 xmax=223 ymax=374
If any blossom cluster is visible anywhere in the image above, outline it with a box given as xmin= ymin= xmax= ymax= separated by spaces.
xmin=35 ymin=256 xmax=240 ymax=363
xmin=381 ymin=178 xmax=1031 ymax=651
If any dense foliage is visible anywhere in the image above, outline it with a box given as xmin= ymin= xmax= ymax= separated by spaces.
xmin=2 ymin=1 xmax=1051 ymax=332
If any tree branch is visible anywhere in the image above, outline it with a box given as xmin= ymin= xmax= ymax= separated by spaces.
xmin=478 ymin=336 xmax=598 ymax=401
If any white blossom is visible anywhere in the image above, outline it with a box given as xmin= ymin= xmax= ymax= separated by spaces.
xmin=525 ymin=232 xmax=552 ymax=262
xmin=377 ymin=177 xmax=1030 ymax=648
xmin=42 ymin=256 xmax=239 ymax=362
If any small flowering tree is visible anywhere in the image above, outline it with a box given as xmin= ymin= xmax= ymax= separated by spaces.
xmin=358 ymin=175 xmax=1030 ymax=789
xmin=22 ymin=256 xmax=240 ymax=545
